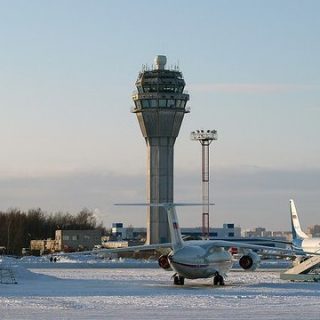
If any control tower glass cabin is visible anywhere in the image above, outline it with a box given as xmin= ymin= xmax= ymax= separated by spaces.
xmin=131 ymin=55 xmax=190 ymax=244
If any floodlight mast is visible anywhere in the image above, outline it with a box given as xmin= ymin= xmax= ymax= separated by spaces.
xmin=190 ymin=130 xmax=218 ymax=239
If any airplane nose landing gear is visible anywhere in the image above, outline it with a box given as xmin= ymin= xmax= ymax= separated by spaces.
xmin=213 ymin=272 xmax=225 ymax=286
xmin=173 ymin=273 xmax=185 ymax=285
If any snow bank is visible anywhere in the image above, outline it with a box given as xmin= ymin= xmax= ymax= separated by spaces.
xmin=1 ymin=256 xmax=58 ymax=282
xmin=2 ymin=255 xmax=159 ymax=270
xmin=0 ymin=267 xmax=319 ymax=320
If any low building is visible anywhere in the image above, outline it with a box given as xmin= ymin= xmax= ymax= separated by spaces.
xmin=101 ymin=240 xmax=129 ymax=249
xmin=55 ymin=229 xmax=101 ymax=252
xmin=307 ymin=224 xmax=320 ymax=238
xmin=110 ymin=222 xmax=241 ymax=241
xmin=110 ymin=223 xmax=146 ymax=241
xmin=182 ymin=223 xmax=241 ymax=239
xmin=30 ymin=229 xmax=102 ymax=254
xmin=111 ymin=223 xmax=124 ymax=239
xmin=242 ymin=228 xmax=292 ymax=242
xmin=30 ymin=239 xmax=58 ymax=255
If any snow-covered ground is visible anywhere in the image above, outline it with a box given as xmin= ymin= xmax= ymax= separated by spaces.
xmin=1 ymin=257 xmax=319 ymax=320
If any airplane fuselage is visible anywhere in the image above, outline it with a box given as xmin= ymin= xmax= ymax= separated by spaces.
xmin=168 ymin=242 xmax=233 ymax=279
xmin=300 ymin=238 xmax=320 ymax=254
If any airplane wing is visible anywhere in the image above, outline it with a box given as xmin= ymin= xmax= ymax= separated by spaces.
xmin=55 ymin=243 xmax=172 ymax=257
xmin=198 ymin=240 xmax=294 ymax=256
xmin=93 ymin=239 xmax=319 ymax=257
xmin=93 ymin=243 xmax=172 ymax=254
xmin=200 ymin=240 xmax=319 ymax=256
xmin=210 ymin=237 xmax=292 ymax=245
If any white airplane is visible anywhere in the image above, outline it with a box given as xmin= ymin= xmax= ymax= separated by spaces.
xmin=106 ymin=203 xmax=297 ymax=286
xmin=290 ymin=199 xmax=320 ymax=255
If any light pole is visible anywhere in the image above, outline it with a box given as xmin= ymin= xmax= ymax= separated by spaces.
xmin=191 ymin=129 xmax=218 ymax=239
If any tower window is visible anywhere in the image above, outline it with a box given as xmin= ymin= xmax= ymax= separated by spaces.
xmin=159 ymin=99 xmax=167 ymax=107
xmin=167 ymin=100 xmax=175 ymax=108
xmin=150 ymin=99 xmax=157 ymax=107
xmin=142 ymin=100 xmax=150 ymax=108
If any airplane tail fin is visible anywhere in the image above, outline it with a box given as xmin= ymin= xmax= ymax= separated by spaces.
xmin=114 ymin=203 xmax=213 ymax=252
xmin=153 ymin=203 xmax=215 ymax=251
xmin=113 ymin=202 xmax=185 ymax=250
xmin=290 ymin=199 xmax=309 ymax=240
xmin=166 ymin=205 xmax=184 ymax=251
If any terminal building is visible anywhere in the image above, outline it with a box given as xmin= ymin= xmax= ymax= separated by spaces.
xmin=109 ymin=222 xmax=241 ymax=241
xmin=110 ymin=223 xmax=146 ymax=241
xmin=182 ymin=224 xmax=241 ymax=239
xmin=109 ymin=222 xmax=289 ymax=249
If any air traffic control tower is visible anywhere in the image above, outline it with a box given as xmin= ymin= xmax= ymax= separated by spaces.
xmin=131 ymin=55 xmax=190 ymax=244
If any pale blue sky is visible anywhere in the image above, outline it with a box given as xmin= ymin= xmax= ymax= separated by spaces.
xmin=0 ymin=1 xmax=319 ymax=230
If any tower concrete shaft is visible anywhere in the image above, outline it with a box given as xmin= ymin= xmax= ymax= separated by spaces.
xmin=132 ymin=56 xmax=190 ymax=244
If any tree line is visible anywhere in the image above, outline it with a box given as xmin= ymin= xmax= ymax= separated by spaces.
xmin=0 ymin=208 xmax=107 ymax=255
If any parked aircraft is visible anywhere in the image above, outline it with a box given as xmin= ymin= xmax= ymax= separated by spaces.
xmin=106 ymin=203 xmax=297 ymax=286
xmin=290 ymin=199 xmax=320 ymax=255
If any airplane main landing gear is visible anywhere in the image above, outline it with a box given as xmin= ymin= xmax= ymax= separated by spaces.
xmin=173 ymin=274 xmax=185 ymax=285
xmin=213 ymin=273 xmax=225 ymax=286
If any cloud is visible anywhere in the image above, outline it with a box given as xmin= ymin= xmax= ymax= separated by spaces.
xmin=175 ymin=166 xmax=320 ymax=229
xmin=189 ymin=83 xmax=320 ymax=94
xmin=0 ymin=171 xmax=147 ymax=227
xmin=0 ymin=166 xmax=319 ymax=230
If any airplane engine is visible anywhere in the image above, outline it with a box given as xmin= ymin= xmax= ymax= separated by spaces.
xmin=239 ymin=252 xmax=261 ymax=271
xmin=158 ymin=255 xmax=172 ymax=271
